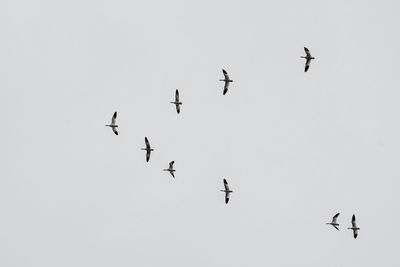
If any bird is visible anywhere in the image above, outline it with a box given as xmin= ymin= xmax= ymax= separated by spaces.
xmin=300 ymin=47 xmax=315 ymax=72
xmin=347 ymin=214 xmax=360 ymax=239
xmin=105 ymin=111 xmax=118 ymax=135
xmin=220 ymin=179 xmax=233 ymax=204
xmin=141 ymin=137 xmax=154 ymax=162
xmin=219 ymin=69 xmax=233 ymax=95
xmin=163 ymin=161 xmax=176 ymax=178
xmin=326 ymin=213 xmax=340 ymax=230
xmin=170 ymin=89 xmax=182 ymax=114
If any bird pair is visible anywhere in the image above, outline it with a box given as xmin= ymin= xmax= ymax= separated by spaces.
xmin=105 ymin=91 xmax=182 ymax=137
xmin=170 ymin=69 xmax=234 ymax=112
xmin=326 ymin=213 xmax=360 ymax=239
xmin=140 ymin=137 xmax=176 ymax=178
xmin=105 ymin=116 xmax=154 ymax=162
xmin=170 ymin=69 xmax=233 ymax=114
xmin=220 ymin=48 xmax=312 ymax=96
xmin=170 ymin=69 xmax=234 ymax=98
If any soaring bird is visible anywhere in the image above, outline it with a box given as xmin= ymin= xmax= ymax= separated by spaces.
xmin=105 ymin=111 xmax=118 ymax=135
xmin=347 ymin=214 xmax=360 ymax=239
xmin=170 ymin=89 xmax=182 ymax=114
xmin=141 ymin=137 xmax=154 ymax=162
xmin=326 ymin=213 xmax=340 ymax=230
xmin=163 ymin=161 xmax=176 ymax=178
xmin=300 ymin=47 xmax=315 ymax=72
xmin=219 ymin=69 xmax=233 ymax=95
xmin=220 ymin=179 xmax=233 ymax=204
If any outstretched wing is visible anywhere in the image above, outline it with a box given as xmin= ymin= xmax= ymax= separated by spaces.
xmin=223 ymin=179 xmax=230 ymax=191
xmin=175 ymin=89 xmax=179 ymax=102
xmin=332 ymin=213 xmax=340 ymax=223
xmin=351 ymin=214 xmax=357 ymax=228
xmin=176 ymin=104 xmax=180 ymax=114
xmin=145 ymin=137 xmax=150 ymax=149
xmin=353 ymin=229 xmax=358 ymax=239
xmin=169 ymin=161 xmax=174 ymax=169
xmin=304 ymin=47 xmax=312 ymax=57
xmin=112 ymin=128 xmax=118 ymax=136
xmin=146 ymin=150 xmax=151 ymax=162
xmin=225 ymin=192 xmax=230 ymax=204
xmin=170 ymin=171 xmax=175 ymax=178
xmin=111 ymin=111 xmax=117 ymax=125
xmin=222 ymin=69 xmax=230 ymax=80
xmin=333 ymin=225 xmax=339 ymax=231
xmin=305 ymin=58 xmax=311 ymax=72
xmin=223 ymin=82 xmax=229 ymax=95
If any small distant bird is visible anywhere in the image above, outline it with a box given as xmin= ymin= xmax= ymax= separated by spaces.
xmin=300 ymin=47 xmax=315 ymax=72
xmin=105 ymin=111 xmax=118 ymax=135
xmin=219 ymin=69 xmax=233 ymax=95
xmin=163 ymin=161 xmax=176 ymax=178
xmin=347 ymin=214 xmax=360 ymax=239
xmin=326 ymin=213 xmax=340 ymax=230
xmin=220 ymin=179 xmax=233 ymax=204
xmin=170 ymin=89 xmax=182 ymax=114
xmin=141 ymin=137 xmax=153 ymax=162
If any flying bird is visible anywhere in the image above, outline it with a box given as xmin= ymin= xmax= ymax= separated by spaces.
xmin=163 ymin=161 xmax=176 ymax=178
xmin=347 ymin=214 xmax=360 ymax=239
xmin=141 ymin=137 xmax=154 ymax=162
xmin=170 ymin=89 xmax=182 ymax=114
xmin=105 ymin=111 xmax=118 ymax=135
xmin=300 ymin=47 xmax=315 ymax=72
xmin=326 ymin=213 xmax=340 ymax=230
xmin=220 ymin=179 xmax=233 ymax=204
xmin=219 ymin=69 xmax=233 ymax=95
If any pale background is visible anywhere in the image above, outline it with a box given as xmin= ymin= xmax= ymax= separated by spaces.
xmin=1 ymin=0 xmax=400 ymax=266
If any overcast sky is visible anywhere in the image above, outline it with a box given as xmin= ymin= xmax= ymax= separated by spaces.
xmin=1 ymin=0 xmax=400 ymax=266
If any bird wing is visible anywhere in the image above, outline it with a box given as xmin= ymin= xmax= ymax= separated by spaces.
xmin=176 ymin=104 xmax=180 ymax=114
xmin=175 ymin=89 xmax=179 ymax=102
xmin=353 ymin=229 xmax=358 ymax=239
xmin=169 ymin=161 xmax=174 ymax=169
xmin=304 ymin=47 xmax=312 ymax=57
xmin=146 ymin=150 xmax=151 ymax=162
xmin=225 ymin=192 xmax=230 ymax=204
xmin=351 ymin=214 xmax=357 ymax=228
xmin=223 ymin=179 xmax=230 ymax=191
xmin=112 ymin=128 xmax=118 ymax=135
xmin=333 ymin=225 xmax=339 ymax=231
xmin=305 ymin=58 xmax=311 ymax=72
xmin=332 ymin=213 xmax=340 ymax=223
xmin=170 ymin=171 xmax=175 ymax=178
xmin=222 ymin=69 xmax=230 ymax=80
xmin=145 ymin=137 xmax=150 ymax=149
xmin=223 ymin=82 xmax=229 ymax=95
xmin=111 ymin=111 xmax=117 ymax=125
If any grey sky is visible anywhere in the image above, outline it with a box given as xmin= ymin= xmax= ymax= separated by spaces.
xmin=1 ymin=0 xmax=400 ymax=266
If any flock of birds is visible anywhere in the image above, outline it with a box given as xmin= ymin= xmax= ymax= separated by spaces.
xmin=105 ymin=47 xmax=360 ymax=239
